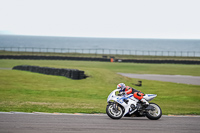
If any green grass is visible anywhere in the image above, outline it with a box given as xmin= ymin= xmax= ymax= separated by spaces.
xmin=0 ymin=59 xmax=200 ymax=115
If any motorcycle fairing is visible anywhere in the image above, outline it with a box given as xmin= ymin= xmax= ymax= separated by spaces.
xmin=107 ymin=89 xmax=137 ymax=116
xmin=143 ymin=94 xmax=157 ymax=101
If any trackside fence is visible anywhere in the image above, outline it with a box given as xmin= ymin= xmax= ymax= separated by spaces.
xmin=0 ymin=47 xmax=200 ymax=57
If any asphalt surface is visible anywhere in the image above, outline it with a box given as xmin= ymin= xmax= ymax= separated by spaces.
xmin=0 ymin=112 xmax=200 ymax=133
xmin=118 ymin=73 xmax=200 ymax=85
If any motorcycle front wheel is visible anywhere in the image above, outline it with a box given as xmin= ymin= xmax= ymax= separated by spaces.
xmin=106 ymin=103 xmax=124 ymax=119
xmin=146 ymin=103 xmax=162 ymax=120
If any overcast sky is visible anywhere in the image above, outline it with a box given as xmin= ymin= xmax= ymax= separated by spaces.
xmin=0 ymin=0 xmax=200 ymax=39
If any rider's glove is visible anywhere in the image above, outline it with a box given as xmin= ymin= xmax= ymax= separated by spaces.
xmin=122 ymin=92 xmax=126 ymax=95
xmin=118 ymin=92 xmax=126 ymax=96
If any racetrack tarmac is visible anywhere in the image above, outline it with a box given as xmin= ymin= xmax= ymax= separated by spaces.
xmin=0 ymin=112 xmax=200 ymax=133
xmin=118 ymin=73 xmax=200 ymax=85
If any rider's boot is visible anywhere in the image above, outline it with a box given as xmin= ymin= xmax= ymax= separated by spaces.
xmin=140 ymin=98 xmax=149 ymax=107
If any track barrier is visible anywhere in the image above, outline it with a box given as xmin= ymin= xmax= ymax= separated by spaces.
xmin=1 ymin=55 xmax=200 ymax=64
xmin=12 ymin=65 xmax=87 ymax=80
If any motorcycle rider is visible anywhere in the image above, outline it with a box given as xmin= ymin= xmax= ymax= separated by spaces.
xmin=117 ymin=83 xmax=149 ymax=106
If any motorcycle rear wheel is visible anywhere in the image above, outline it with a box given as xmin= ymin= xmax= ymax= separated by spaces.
xmin=106 ymin=103 xmax=123 ymax=119
xmin=146 ymin=103 xmax=162 ymax=120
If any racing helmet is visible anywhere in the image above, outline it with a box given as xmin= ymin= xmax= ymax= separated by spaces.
xmin=117 ymin=83 xmax=126 ymax=91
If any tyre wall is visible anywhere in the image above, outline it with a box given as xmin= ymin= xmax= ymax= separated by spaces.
xmin=12 ymin=65 xmax=86 ymax=80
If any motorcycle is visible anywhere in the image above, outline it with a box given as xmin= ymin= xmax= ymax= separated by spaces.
xmin=106 ymin=89 xmax=162 ymax=120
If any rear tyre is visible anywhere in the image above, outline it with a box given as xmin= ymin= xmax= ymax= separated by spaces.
xmin=146 ymin=103 xmax=162 ymax=120
xmin=106 ymin=103 xmax=124 ymax=119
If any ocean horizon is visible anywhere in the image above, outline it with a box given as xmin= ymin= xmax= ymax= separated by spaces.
xmin=0 ymin=35 xmax=200 ymax=56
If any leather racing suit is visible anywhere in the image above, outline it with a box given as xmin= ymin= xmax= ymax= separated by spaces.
xmin=125 ymin=86 xmax=149 ymax=105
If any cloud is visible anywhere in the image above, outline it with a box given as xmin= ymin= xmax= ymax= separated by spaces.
xmin=0 ymin=0 xmax=200 ymax=39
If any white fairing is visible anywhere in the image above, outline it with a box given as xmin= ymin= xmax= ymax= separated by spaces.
xmin=143 ymin=94 xmax=157 ymax=101
xmin=107 ymin=89 xmax=138 ymax=116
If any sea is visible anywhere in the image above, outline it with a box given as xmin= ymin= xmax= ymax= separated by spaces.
xmin=0 ymin=35 xmax=200 ymax=57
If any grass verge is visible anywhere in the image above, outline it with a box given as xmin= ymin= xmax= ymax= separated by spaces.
xmin=0 ymin=59 xmax=200 ymax=115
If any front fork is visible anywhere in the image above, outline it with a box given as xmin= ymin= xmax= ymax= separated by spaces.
xmin=113 ymin=102 xmax=120 ymax=113
xmin=108 ymin=102 xmax=122 ymax=113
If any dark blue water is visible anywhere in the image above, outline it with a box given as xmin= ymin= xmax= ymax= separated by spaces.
xmin=0 ymin=35 xmax=200 ymax=56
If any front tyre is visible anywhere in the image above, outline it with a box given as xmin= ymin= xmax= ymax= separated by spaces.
xmin=106 ymin=103 xmax=123 ymax=119
xmin=146 ymin=103 xmax=162 ymax=120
